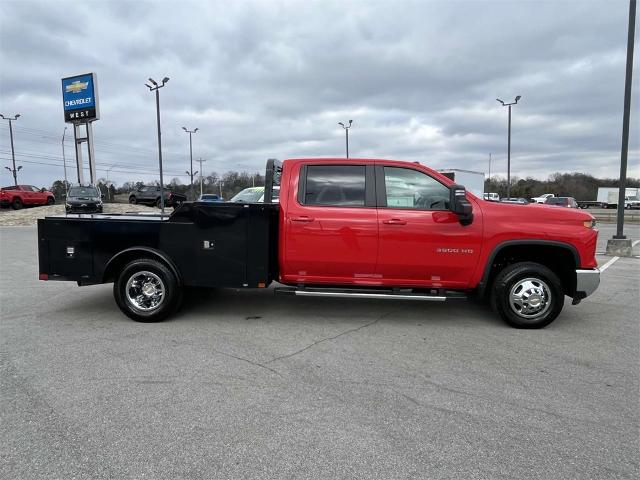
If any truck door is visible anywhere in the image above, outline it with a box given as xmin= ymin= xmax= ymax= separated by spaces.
xmin=282 ymin=163 xmax=379 ymax=285
xmin=375 ymin=165 xmax=483 ymax=288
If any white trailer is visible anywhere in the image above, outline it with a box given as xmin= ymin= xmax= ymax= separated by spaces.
xmin=597 ymin=187 xmax=640 ymax=208
xmin=439 ymin=169 xmax=485 ymax=198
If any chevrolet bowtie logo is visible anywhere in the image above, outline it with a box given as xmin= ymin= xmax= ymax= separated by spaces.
xmin=65 ymin=81 xmax=89 ymax=94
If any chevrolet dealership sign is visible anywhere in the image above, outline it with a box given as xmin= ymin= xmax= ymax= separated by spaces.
xmin=61 ymin=73 xmax=99 ymax=123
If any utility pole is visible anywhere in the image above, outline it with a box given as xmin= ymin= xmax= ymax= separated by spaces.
xmin=0 ymin=113 xmax=21 ymax=186
xmin=197 ymin=158 xmax=207 ymax=197
xmin=182 ymin=127 xmax=198 ymax=200
xmin=219 ymin=181 xmax=223 ymax=199
xmin=145 ymin=77 xmax=170 ymax=215
xmin=488 ymin=152 xmax=492 ymax=180
xmin=338 ymin=120 xmax=353 ymax=158
xmin=496 ymin=97 xmax=521 ymax=199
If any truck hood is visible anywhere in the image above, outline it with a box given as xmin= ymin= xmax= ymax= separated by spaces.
xmin=479 ymin=199 xmax=595 ymax=226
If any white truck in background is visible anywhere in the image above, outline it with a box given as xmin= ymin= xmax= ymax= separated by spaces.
xmin=596 ymin=187 xmax=640 ymax=209
xmin=438 ymin=169 xmax=485 ymax=198
xmin=531 ymin=193 xmax=555 ymax=204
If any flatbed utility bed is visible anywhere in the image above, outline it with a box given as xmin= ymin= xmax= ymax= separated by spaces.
xmin=38 ymin=201 xmax=279 ymax=288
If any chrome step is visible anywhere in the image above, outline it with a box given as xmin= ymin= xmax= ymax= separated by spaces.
xmin=275 ymin=287 xmax=450 ymax=301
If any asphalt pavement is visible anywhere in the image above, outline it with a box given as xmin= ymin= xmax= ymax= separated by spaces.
xmin=1 ymin=226 xmax=638 ymax=479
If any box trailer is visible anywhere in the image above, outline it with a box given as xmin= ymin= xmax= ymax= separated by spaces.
xmin=596 ymin=187 xmax=640 ymax=208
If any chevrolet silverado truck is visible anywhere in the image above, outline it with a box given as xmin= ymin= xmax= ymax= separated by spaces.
xmin=37 ymin=158 xmax=600 ymax=328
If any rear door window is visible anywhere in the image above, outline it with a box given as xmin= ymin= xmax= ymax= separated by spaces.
xmin=302 ymin=165 xmax=366 ymax=206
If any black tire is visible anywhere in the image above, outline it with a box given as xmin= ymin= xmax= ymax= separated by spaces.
xmin=129 ymin=196 xmax=137 ymax=205
xmin=47 ymin=197 xmax=55 ymax=205
xmin=11 ymin=198 xmax=22 ymax=210
xmin=113 ymin=258 xmax=182 ymax=322
xmin=491 ymin=262 xmax=564 ymax=329
xmin=156 ymin=198 xmax=162 ymax=208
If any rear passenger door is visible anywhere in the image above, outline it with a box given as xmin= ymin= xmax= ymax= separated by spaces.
xmin=282 ymin=163 xmax=379 ymax=285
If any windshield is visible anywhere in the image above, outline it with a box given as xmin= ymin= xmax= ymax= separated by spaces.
xmin=230 ymin=187 xmax=265 ymax=203
xmin=546 ymin=198 xmax=566 ymax=205
xmin=69 ymin=186 xmax=99 ymax=197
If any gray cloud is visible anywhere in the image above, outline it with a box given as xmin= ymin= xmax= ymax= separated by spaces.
xmin=0 ymin=0 xmax=637 ymax=189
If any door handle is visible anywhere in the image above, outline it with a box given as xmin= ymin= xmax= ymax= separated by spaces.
xmin=382 ymin=218 xmax=407 ymax=225
xmin=291 ymin=216 xmax=314 ymax=222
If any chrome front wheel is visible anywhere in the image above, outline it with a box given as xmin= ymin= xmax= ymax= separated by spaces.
xmin=508 ymin=277 xmax=552 ymax=320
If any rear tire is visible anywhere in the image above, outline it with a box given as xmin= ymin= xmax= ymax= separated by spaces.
xmin=47 ymin=197 xmax=55 ymax=205
xmin=156 ymin=198 xmax=162 ymax=208
xmin=113 ymin=258 xmax=182 ymax=322
xmin=11 ymin=198 xmax=22 ymax=210
xmin=129 ymin=196 xmax=137 ymax=205
xmin=491 ymin=262 xmax=564 ymax=329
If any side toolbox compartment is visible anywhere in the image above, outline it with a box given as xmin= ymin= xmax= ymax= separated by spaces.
xmin=38 ymin=218 xmax=94 ymax=282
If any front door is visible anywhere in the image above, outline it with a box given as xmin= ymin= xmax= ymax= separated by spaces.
xmin=376 ymin=165 xmax=483 ymax=289
xmin=282 ymin=163 xmax=379 ymax=285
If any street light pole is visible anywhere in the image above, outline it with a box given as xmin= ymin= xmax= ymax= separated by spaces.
xmin=197 ymin=158 xmax=207 ymax=197
xmin=338 ymin=120 xmax=353 ymax=158
xmin=145 ymin=77 xmax=170 ymax=216
xmin=182 ymin=127 xmax=198 ymax=200
xmin=62 ymin=127 xmax=69 ymax=196
xmin=0 ymin=113 xmax=21 ymax=186
xmin=614 ymin=0 xmax=636 ymax=240
xmin=496 ymin=97 xmax=521 ymax=199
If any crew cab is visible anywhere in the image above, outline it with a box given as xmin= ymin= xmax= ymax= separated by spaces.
xmin=1 ymin=185 xmax=55 ymax=209
xmin=37 ymin=158 xmax=600 ymax=329
xmin=128 ymin=186 xmax=186 ymax=208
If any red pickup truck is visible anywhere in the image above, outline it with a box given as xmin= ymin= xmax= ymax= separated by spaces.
xmin=1 ymin=185 xmax=55 ymax=209
xmin=37 ymin=158 xmax=600 ymax=328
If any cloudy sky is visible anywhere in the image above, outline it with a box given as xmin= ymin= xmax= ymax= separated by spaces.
xmin=0 ymin=0 xmax=638 ymax=188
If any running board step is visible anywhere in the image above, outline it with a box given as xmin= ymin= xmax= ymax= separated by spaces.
xmin=274 ymin=287 xmax=467 ymax=302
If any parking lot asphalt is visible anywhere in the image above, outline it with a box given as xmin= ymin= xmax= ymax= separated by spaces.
xmin=1 ymin=226 xmax=638 ymax=480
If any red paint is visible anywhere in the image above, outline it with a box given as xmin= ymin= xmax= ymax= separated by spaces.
xmin=278 ymin=158 xmax=598 ymax=289
xmin=0 ymin=185 xmax=54 ymax=207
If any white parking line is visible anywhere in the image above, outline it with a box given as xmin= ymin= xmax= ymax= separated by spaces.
xmin=599 ymin=256 xmax=620 ymax=272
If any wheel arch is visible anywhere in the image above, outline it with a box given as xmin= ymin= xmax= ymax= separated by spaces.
xmin=103 ymin=247 xmax=182 ymax=285
xmin=477 ymin=240 xmax=579 ymax=298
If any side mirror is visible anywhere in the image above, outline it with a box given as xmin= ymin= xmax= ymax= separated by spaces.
xmin=450 ymin=184 xmax=473 ymax=226
xmin=41 ymin=188 xmax=46 ymax=193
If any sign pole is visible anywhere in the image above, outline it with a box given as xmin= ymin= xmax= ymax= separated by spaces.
xmin=73 ymin=124 xmax=85 ymax=185
xmin=87 ymin=122 xmax=97 ymax=185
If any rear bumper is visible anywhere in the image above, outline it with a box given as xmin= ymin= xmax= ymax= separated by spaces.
xmin=573 ymin=268 xmax=600 ymax=303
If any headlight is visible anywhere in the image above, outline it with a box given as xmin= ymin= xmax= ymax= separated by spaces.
xmin=583 ymin=219 xmax=597 ymax=229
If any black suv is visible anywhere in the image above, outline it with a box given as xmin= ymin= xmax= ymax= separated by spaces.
xmin=65 ymin=186 xmax=103 ymax=213
xmin=128 ymin=186 xmax=186 ymax=208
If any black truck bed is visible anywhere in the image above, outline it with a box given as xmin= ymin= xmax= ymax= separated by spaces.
xmin=37 ymin=202 xmax=279 ymax=288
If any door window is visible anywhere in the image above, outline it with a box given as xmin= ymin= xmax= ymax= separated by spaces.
xmin=383 ymin=167 xmax=450 ymax=210
xmin=302 ymin=165 xmax=366 ymax=206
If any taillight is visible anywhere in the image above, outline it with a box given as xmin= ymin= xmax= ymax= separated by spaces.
xmin=39 ymin=273 xmax=49 ymax=280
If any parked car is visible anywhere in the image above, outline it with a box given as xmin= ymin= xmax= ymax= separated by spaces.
xmin=198 ymin=194 xmax=223 ymax=202
xmin=545 ymin=197 xmax=579 ymax=208
xmin=65 ymin=185 xmax=103 ymax=213
xmin=0 ymin=185 xmax=55 ymax=209
xmin=128 ymin=186 xmax=186 ymax=208
xmin=500 ymin=197 xmax=529 ymax=204
xmin=532 ymin=193 xmax=555 ymax=204
xmin=483 ymin=192 xmax=500 ymax=202
xmin=230 ymin=186 xmax=265 ymax=203
xmin=38 ymin=158 xmax=600 ymax=329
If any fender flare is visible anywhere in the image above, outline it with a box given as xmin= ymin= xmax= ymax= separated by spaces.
xmin=477 ymin=239 xmax=580 ymax=298
xmin=103 ymin=247 xmax=182 ymax=284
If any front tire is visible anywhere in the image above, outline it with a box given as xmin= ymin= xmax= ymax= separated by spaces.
xmin=113 ymin=258 xmax=182 ymax=322
xmin=47 ymin=197 xmax=55 ymax=205
xmin=129 ymin=196 xmax=137 ymax=205
xmin=491 ymin=262 xmax=564 ymax=329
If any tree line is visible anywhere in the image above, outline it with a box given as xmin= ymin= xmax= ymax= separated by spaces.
xmin=49 ymin=170 xmax=265 ymax=202
xmin=485 ymin=172 xmax=640 ymax=200
xmin=48 ymin=170 xmax=640 ymax=202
